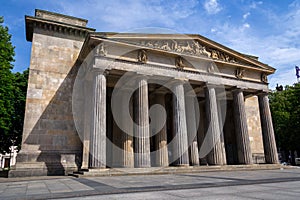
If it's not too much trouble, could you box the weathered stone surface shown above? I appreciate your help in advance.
[11,9,92,177]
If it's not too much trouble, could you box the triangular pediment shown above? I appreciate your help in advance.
[86,32,275,74]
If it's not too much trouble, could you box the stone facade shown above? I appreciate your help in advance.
[10,9,278,177]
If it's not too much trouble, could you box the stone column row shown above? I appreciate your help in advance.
[86,71,278,169]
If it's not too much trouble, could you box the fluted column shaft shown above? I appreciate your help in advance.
[233,89,253,164]
[154,93,169,167]
[134,77,151,168]
[205,86,226,165]
[216,99,227,165]
[82,80,92,169]
[258,93,279,164]
[89,72,106,168]
[172,82,189,166]
[121,91,134,168]
[185,95,199,166]
[197,101,207,165]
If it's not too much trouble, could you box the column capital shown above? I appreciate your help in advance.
[257,91,269,97]
[256,89,270,96]
[135,73,151,80]
[91,68,109,76]
[231,86,247,93]
[169,78,188,86]
[204,82,223,88]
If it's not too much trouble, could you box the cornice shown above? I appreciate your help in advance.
[25,15,95,41]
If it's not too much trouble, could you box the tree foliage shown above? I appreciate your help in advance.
[269,83,300,154]
[0,16,28,154]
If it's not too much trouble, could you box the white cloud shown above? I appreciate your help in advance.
[242,23,250,29]
[243,12,250,20]
[57,0,199,31]
[209,3,300,89]
[203,0,222,15]
[51,0,300,88]
[250,1,263,9]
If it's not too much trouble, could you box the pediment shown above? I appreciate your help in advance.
[87,33,275,74]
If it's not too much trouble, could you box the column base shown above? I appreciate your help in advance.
[174,164,189,167]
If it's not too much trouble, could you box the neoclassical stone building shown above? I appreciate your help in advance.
[10,10,278,177]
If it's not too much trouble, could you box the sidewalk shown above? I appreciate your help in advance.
[0,168,300,200]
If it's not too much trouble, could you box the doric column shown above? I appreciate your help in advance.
[172,81,189,166]
[121,91,134,168]
[112,120,122,167]
[205,86,226,165]
[154,93,169,167]
[216,99,227,165]
[233,89,253,164]
[82,80,92,169]
[185,95,199,166]
[134,77,151,168]
[197,101,207,165]
[89,71,106,168]
[258,93,279,164]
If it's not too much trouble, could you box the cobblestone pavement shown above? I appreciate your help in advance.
[0,168,299,199]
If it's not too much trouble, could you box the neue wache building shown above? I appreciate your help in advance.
[10,10,279,177]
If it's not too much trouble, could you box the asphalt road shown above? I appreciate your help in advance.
[1,168,299,199]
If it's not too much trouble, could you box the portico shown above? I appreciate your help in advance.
[78,33,278,170]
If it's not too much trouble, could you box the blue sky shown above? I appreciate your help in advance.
[1,0,299,88]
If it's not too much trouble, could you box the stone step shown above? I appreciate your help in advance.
[69,164,284,178]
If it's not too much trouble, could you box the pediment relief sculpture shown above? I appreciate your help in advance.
[235,68,245,79]
[118,39,245,66]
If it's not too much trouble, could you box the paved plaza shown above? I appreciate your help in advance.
[1,168,300,199]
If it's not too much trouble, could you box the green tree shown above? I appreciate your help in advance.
[0,16,16,154]
[0,16,28,154]
[270,83,300,160]
[11,69,29,150]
